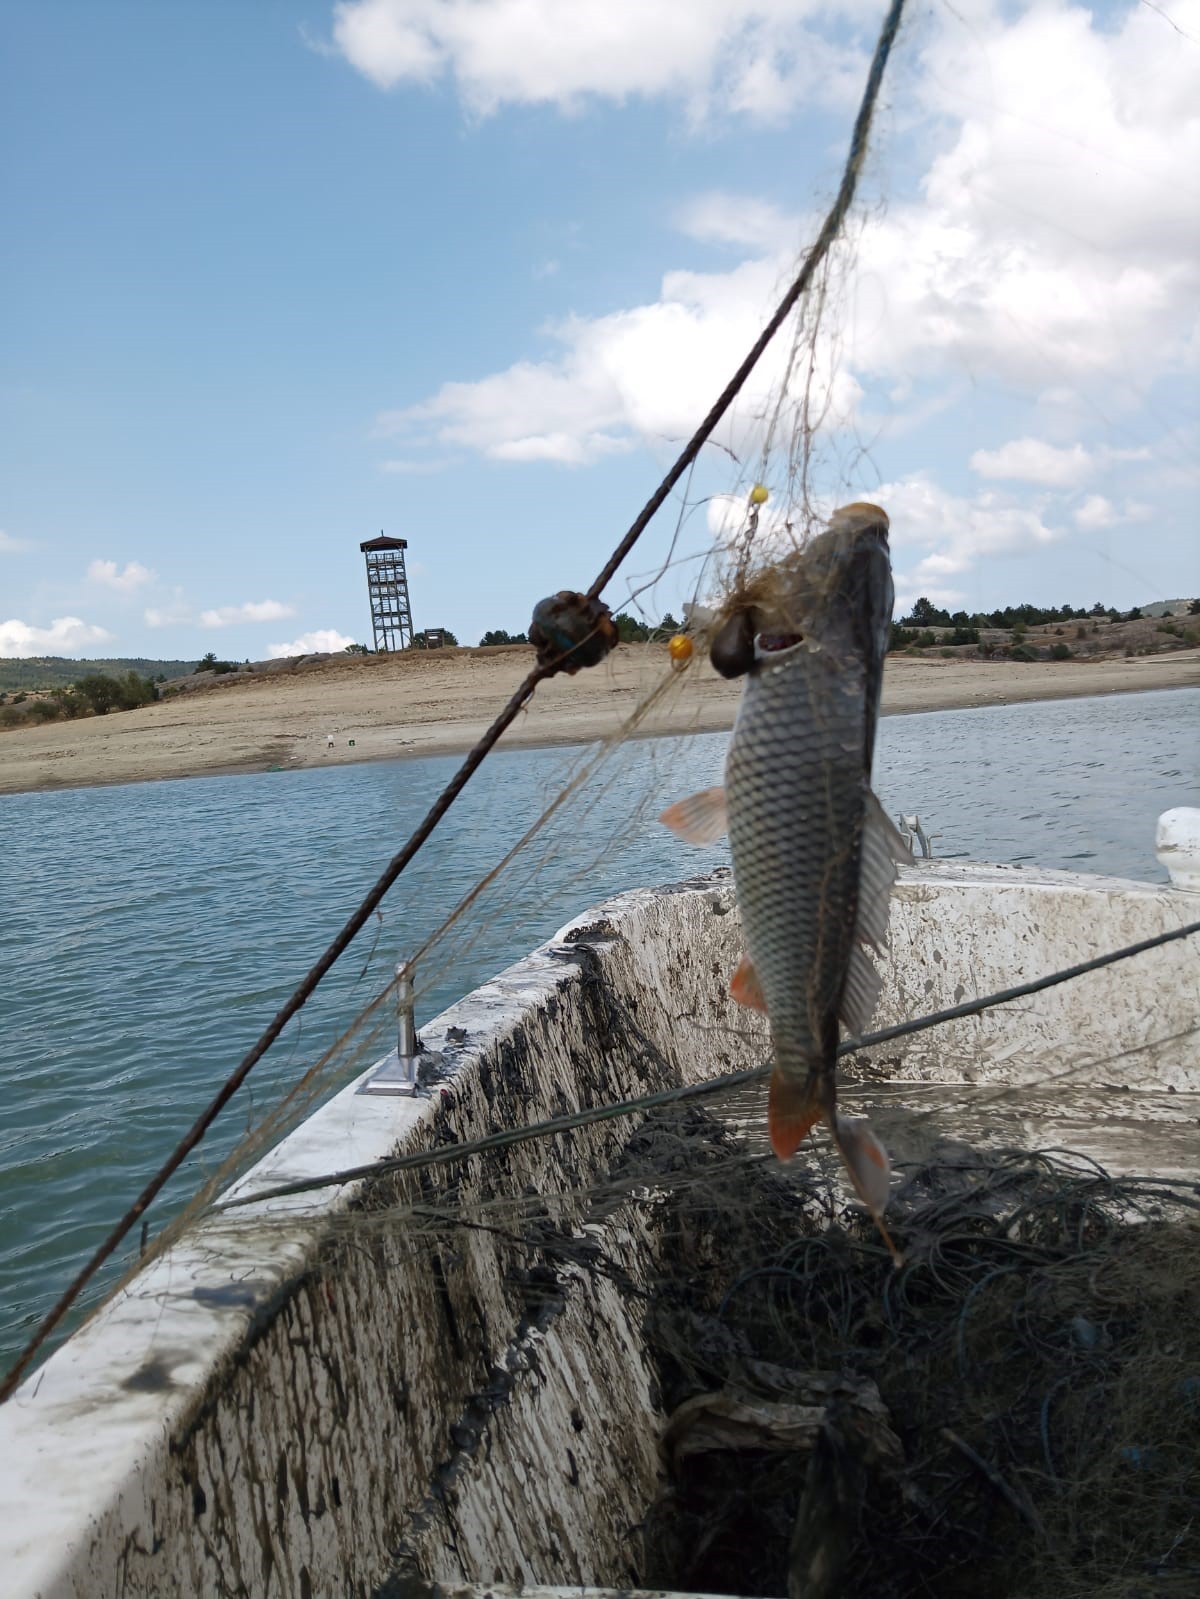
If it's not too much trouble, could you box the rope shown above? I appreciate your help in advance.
[213,917,1200,1213]
[0,0,910,1403]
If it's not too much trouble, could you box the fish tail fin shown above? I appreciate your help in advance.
[767,1070,824,1161]
[831,1113,904,1268]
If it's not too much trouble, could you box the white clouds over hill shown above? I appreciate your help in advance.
[267,630,356,658]
[0,617,114,659]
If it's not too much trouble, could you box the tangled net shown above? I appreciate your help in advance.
[636,1112,1200,1599]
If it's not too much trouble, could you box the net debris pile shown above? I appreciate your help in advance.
[635,1113,1200,1599]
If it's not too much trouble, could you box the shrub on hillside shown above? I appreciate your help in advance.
[1050,643,1072,660]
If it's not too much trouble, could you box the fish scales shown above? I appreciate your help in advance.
[726,642,869,1087]
[659,503,904,1255]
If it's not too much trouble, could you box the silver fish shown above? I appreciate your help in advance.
[661,502,909,1245]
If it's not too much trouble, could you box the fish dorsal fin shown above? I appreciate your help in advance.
[659,786,728,845]
[840,943,882,1036]
[729,952,768,1012]
[854,789,912,953]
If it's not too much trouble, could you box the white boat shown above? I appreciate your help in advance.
[0,812,1197,1598]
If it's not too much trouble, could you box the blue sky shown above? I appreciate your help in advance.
[2,0,1197,661]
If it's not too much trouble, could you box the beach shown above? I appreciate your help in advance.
[1,643,1197,797]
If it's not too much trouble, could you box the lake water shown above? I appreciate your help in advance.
[1,687,1196,1373]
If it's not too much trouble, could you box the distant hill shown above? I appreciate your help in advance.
[0,656,200,693]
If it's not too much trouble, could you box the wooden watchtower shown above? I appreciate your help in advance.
[359,533,414,652]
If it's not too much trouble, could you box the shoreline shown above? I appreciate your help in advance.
[1,645,1196,799]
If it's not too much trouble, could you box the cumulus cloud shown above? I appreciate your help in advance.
[969,440,1094,489]
[144,601,193,628]
[387,250,860,463]
[267,629,357,658]
[0,616,115,658]
[329,0,870,119]
[703,473,1065,609]
[376,3,1199,477]
[677,191,796,251]
[874,473,1063,611]
[199,600,295,628]
[87,558,156,592]
[0,530,32,554]
[1073,494,1118,531]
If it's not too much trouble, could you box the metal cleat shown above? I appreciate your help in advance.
[897,813,939,860]
[359,963,441,1095]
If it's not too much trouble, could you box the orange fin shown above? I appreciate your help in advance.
[730,953,767,1012]
[767,1070,822,1161]
[834,1114,892,1214]
[658,786,728,845]
[833,1113,903,1267]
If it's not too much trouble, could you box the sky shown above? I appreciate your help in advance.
[1,0,1197,661]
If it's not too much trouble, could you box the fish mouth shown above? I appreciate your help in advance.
[756,631,805,654]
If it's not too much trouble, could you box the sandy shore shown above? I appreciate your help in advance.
[1,644,1196,798]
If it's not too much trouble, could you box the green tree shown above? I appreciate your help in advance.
[613,612,650,642]
[903,597,952,628]
[479,628,528,646]
[343,642,370,654]
[194,652,219,673]
[1188,599,1200,616]
[73,674,122,714]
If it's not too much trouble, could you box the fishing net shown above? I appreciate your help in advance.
[573,1110,1200,1599]
[252,1076,1198,1599]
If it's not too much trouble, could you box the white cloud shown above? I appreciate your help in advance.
[0,616,115,658]
[144,600,194,628]
[703,473,1066,611]
[970,439,1094,489]
[1073,494,1117,531]
[387,251,861,464]
[705,490,807,551]
[87,558,156,592]
[849,0,1200,389]
[876,473,1063,609]
[677,191,796,251]
[376,4,1200,474]
[329,0,870,120]
[0,530,32,554]
[267,629,357,658]
[199,599,295,628]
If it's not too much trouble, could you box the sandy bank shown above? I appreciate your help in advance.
[1,644,1196,798]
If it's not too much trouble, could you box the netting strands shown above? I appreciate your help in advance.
[0,0,911,1404]
[212,918,1200,1214]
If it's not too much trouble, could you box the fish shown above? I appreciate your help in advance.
[660,502,910,1252]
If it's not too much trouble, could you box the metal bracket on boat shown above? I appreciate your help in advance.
[358,962,442,1096]
[897,813,939,860]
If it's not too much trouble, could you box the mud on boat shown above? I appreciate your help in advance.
[1,820,1197,1599]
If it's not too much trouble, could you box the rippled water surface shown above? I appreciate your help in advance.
[1,687,1196,1370]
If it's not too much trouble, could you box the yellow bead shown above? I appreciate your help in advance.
[749,483,769,505]
[668,633,694,665]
